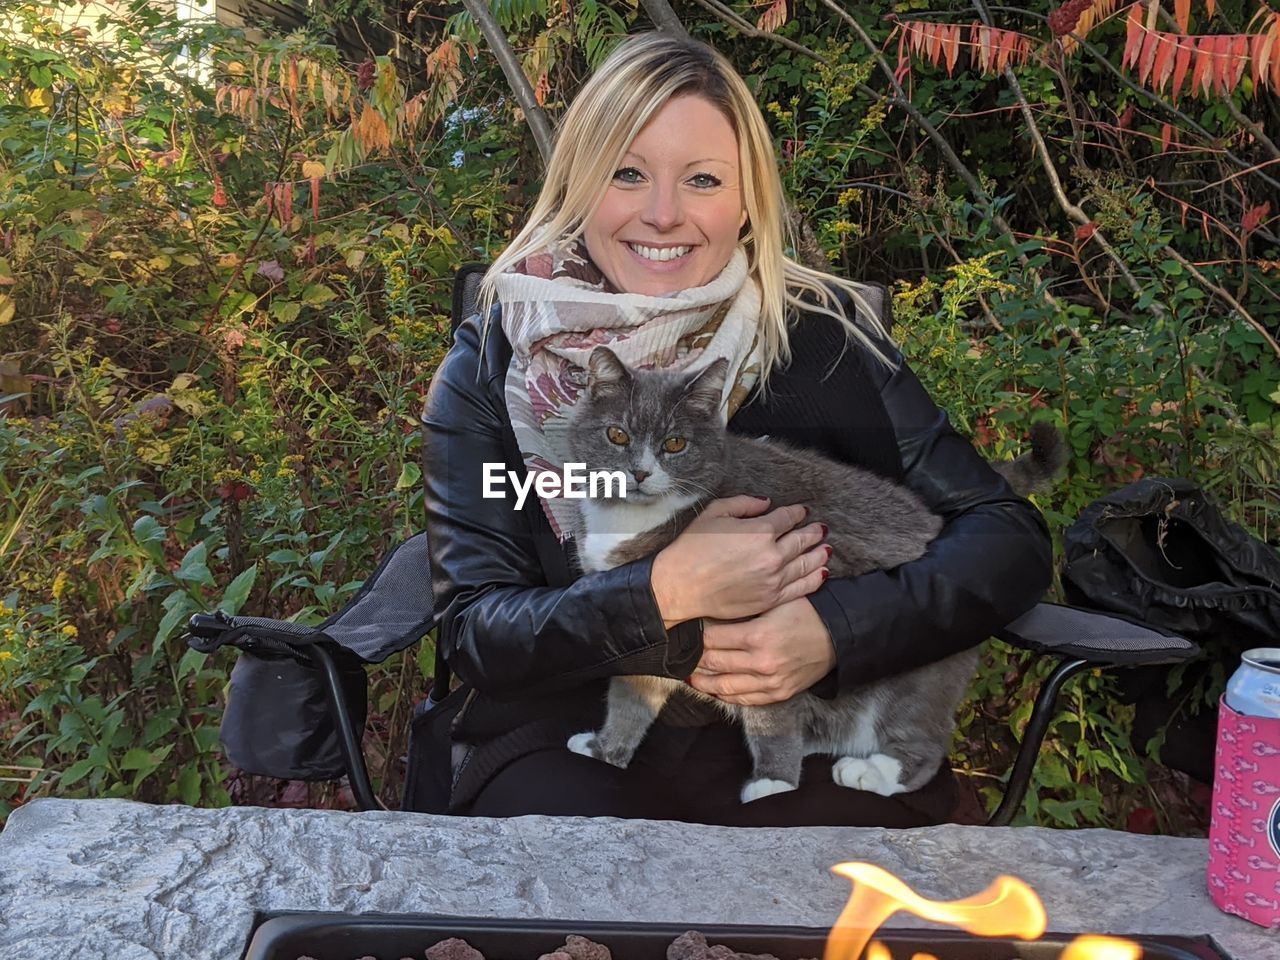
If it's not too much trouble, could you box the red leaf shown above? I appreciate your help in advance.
[1243,201,1272,236]
[1210,34,1230,96]
[1075,221,1098,242]
[1274,17,1280,92]
[944,24,961,75]
[1250,28,1274,92]
[974,24,991,73]
[1160,121,1174,152]
[1137,26,1161,84]
[1170,38,1193,99]
[756,0,788,34]
[1229,34,1249,92]
[1124,3,1145,70]
[1206,0,1216,19]
[1152,32,1175,91]
[1191,35,1214,97]
[1174,0,1191,33]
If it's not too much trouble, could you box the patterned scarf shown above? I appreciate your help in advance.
[495,234,764,540]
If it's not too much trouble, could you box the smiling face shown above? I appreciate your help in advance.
[583,94,746,296]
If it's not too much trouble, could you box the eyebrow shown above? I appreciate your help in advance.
[623,151,733,167]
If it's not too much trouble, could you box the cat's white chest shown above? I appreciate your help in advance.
[577,495,697,572]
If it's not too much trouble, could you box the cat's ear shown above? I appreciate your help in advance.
[682,357,729,415]
[586,347,631,399]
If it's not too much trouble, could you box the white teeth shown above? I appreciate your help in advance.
[629,243,691,262]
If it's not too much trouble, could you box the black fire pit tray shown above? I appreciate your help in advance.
[240,913,1231,960]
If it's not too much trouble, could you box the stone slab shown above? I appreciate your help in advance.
[0,799,1275,960]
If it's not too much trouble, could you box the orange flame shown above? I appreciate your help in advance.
[825,862,1141,960]
[825,863,1046,960]
[1060,936,1143,960]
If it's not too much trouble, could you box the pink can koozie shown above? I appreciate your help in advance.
[1207,695,1280,928]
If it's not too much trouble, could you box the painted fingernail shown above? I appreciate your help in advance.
[825,545,834,560]
[750,495,770,501]
[820,523,829,538]
[821,568,830,581]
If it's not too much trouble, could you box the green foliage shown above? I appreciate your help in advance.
[0,0,505,820]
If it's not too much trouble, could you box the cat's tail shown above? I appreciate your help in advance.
[992,422,1069,497]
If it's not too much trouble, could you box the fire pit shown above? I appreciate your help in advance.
[240,915,1231,960]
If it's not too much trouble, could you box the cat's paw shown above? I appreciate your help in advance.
[832,754,907,797]
[566,732,603,759]
[740,778,798,803]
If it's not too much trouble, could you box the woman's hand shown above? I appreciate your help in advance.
[650,495,829,626]
[688,598,836,705]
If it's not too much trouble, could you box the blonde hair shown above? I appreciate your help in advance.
[477,32,892,378]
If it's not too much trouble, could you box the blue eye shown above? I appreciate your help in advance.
[613,167,643,184]
[690,173,722,188]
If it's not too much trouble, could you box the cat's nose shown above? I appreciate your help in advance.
[633,469,650,484]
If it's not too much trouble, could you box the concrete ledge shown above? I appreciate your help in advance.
[0,799,1273,959]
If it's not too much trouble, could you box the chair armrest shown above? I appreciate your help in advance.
[184,532,435,664]
[997,601,1199,667]
[185,611,326,659]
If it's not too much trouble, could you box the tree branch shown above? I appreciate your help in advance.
[460,0,554,165]
[816,2,1032,262]
[691,0,831,63]
[639,0,688,38]
[970,0,1150,306]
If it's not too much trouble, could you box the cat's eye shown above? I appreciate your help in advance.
[663,436,687,454]
[607,426,630,446]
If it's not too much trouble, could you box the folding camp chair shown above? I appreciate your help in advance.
[185,265,1200,824]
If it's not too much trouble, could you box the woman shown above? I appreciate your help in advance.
[420,33,1051,826]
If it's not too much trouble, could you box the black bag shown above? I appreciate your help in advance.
[1062,476,1280,781]
[221,648,368,781]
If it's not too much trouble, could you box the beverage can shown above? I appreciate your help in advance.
[1226,648,1280,719]
[1207,648,1280,929]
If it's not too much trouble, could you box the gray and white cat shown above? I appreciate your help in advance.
[563,346,1065,804]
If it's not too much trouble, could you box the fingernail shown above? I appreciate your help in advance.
[820,523,829,538]
[821,568,830,581]
[751,495,769,501]
[825,545,833,560]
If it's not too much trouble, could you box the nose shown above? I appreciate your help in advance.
[640,183,684,232]
[633,469,650,484]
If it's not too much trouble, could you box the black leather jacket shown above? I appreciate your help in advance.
[422,300,1053,758]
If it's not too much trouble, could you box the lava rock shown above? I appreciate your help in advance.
[426,937,487,960]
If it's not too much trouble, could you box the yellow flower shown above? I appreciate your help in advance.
[61,624,78,638]
[0,650,12,662]
[51,571,69,601]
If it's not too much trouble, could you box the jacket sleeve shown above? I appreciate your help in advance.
[421,316,703,699]
[806,328,1054,691]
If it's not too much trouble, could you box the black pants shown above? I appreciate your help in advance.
[464,719,958,827]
